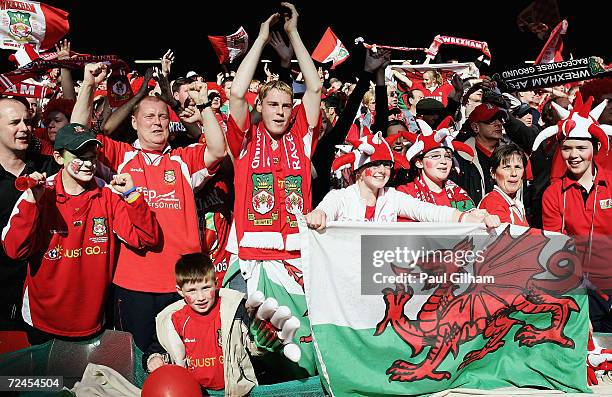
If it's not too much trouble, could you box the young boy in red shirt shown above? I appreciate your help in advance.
[2,123,160,344]
[144,253,263,396]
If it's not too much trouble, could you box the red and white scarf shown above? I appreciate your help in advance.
[413,174,475,211]
[238,123,312,252]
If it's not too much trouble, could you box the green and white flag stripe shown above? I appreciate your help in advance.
[300,221,589,397]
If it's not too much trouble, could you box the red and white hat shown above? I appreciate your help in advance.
[332,125,395,174]
[405,116,475,162]
[532,92,612,152]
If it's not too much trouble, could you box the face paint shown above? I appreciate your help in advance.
[364,168,374,177]
[70,158,83,174]
[63,150,96,182]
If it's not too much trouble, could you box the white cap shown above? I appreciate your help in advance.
[186,71,199,78]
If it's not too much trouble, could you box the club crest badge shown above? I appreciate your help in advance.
[7,11,32,41]
[92,217,107,237]
[164,170,176,184]
[252,173,274,215]
[284,176,304,214]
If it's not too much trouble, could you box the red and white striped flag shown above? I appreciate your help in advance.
[0,1,69,51]
[312,27,349,69]
[208,26,249,65]
[534,19,567,65]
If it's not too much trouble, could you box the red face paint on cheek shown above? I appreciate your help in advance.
[364,168,374,177]
[184,295,194,305]
[70,160,81,174]
[424,159,435,169]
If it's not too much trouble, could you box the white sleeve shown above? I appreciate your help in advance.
[395,191,457,222]
[315,189,344,221]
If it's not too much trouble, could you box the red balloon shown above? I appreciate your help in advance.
[141,365,202,397]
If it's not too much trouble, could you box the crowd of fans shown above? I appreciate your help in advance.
[0,2,611,394]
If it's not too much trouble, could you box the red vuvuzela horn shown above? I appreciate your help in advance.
[14,176,52,192]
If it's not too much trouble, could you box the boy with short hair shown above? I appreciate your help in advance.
[144,253,262,396]
[1,123,160,344]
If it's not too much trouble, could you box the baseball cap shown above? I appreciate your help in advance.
[54,123,103,152]
[186,71,199,79]
[468,103,507,123]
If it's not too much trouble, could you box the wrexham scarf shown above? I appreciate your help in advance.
[425,35,492,60]
[412,174,474,212]
[0,55,133,106]
[238,121,312,252]
[495,57,612,91]
[1,80,50,98]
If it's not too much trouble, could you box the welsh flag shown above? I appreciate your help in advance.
[0,1,69,51]
[300,221,590,396]
[311,27,349,70]
[208,26,249,65]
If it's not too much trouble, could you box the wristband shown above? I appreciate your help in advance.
[126,192,141,204]
[121,186,137,197]
[196,101,211,111]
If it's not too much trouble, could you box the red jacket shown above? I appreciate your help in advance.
[1,173,160,337]
[478,187,529,227]
[542,168,612,290]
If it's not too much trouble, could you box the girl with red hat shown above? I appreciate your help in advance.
[305,130,500,229]
[396,117,476,216]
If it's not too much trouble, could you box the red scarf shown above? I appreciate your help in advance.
[413,174,475,212]
[237,122,312,252]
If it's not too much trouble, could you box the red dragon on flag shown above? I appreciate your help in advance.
[375,227,583,382]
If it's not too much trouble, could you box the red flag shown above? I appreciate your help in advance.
[0,1,69,51]
[312,28,349,69]
[534,19,567,65]
[208,27,249,65]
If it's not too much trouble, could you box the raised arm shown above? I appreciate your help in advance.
[282,2,322,126]
[70,62,108,126]
[188,82,226,167]
[56,40,76,100]
[101,68,155,137]
[230,13,280,130]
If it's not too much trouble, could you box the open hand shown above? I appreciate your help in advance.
[55,39,71,61]
[160,49,174,77]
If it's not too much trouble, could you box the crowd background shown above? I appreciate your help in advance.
[0,0,611,395]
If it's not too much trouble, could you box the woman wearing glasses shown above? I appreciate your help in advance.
[397,119,476,216]
[478,144,529,226]
[305,132,499,229]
